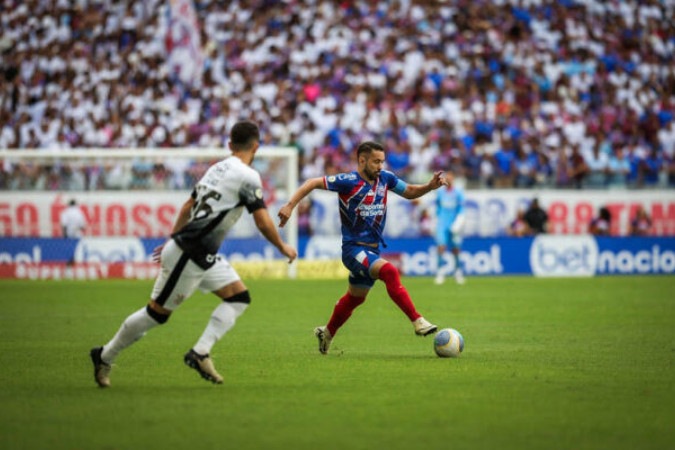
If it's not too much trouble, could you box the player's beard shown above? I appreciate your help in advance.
[363,167,379,182]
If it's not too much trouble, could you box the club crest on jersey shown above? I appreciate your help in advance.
[376,185,385,196]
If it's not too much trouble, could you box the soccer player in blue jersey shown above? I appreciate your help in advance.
[434,170,466,285]
[278,141,446,354]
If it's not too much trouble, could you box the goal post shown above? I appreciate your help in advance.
[0,147,299,278]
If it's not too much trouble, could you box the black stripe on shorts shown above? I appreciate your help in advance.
[155,253,190,306]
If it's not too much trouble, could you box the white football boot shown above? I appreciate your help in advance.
[184,349,224,384]
[413,317,438,336]
[314,326,332,354]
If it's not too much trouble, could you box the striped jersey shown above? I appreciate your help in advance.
[172,156,266,268]
[323,170,407,247]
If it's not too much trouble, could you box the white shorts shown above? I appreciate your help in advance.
[150,239,240,311]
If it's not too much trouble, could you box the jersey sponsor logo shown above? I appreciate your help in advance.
[357,204,385,217]
[337,173,357,181]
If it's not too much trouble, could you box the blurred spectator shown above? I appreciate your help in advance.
[523,198,548,234]
[658,121,675,160]
[513,147,537,188]
[297,198,312,237]
[639,147,665,187]
[493,137,516,188]
[567,144,590,189]
[589,206,612,236]
[478,151,496,189]
[60,198,86,238]
[630,206,652,236]
[666,154,675,188]
[606,147,631,189]
[583,144,609,188]
[508,209,530,237]
[418,208,434,238]
[533,151,554,188]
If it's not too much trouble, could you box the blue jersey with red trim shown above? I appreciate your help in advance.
[323,170,407,247]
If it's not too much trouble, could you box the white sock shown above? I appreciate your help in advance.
[193,302,248,356]
[101,307,160,363]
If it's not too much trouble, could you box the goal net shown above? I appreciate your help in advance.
[0,147,298,279]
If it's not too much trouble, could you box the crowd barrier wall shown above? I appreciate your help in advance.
[1,235,673,280]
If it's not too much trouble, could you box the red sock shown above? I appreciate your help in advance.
[378,263,421,321]
[326,292,365,336]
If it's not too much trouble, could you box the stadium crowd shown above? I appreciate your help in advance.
[1,0,674,191]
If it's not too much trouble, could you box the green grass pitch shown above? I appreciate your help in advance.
[0,276,673,450]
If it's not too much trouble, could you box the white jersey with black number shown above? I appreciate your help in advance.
[172,156,266,268]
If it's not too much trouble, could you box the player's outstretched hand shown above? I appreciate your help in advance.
[278,204,293,228]
[430,171,447,189]
[280,243,297,263]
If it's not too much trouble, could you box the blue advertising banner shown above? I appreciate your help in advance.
[1,236,674,277]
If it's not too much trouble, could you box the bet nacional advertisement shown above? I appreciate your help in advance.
[0,235,673,279]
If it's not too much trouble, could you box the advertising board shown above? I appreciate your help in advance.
[1,236,672,279]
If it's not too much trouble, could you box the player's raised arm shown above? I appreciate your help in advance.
[400,171,447,199]
[278,177,325,227]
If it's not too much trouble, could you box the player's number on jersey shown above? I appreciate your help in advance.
[193,190,221,219]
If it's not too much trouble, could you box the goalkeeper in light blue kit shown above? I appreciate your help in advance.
[434,170,466,285]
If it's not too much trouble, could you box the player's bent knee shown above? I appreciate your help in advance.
[145,304,170,324]
[222,290,251,304]
[378,262,400,281]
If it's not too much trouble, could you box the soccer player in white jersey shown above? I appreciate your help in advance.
[434,170,466,285]
[90,121,297,387]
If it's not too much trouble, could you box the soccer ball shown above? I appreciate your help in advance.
[433,328,464,358]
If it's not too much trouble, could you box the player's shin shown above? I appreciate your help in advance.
[378,262,421,321]
[193,293,249,355]
[326,292,365,336]
[101,306,162,363]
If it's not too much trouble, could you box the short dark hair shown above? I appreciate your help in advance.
[230,121,260,151]
[356,141,384,159]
